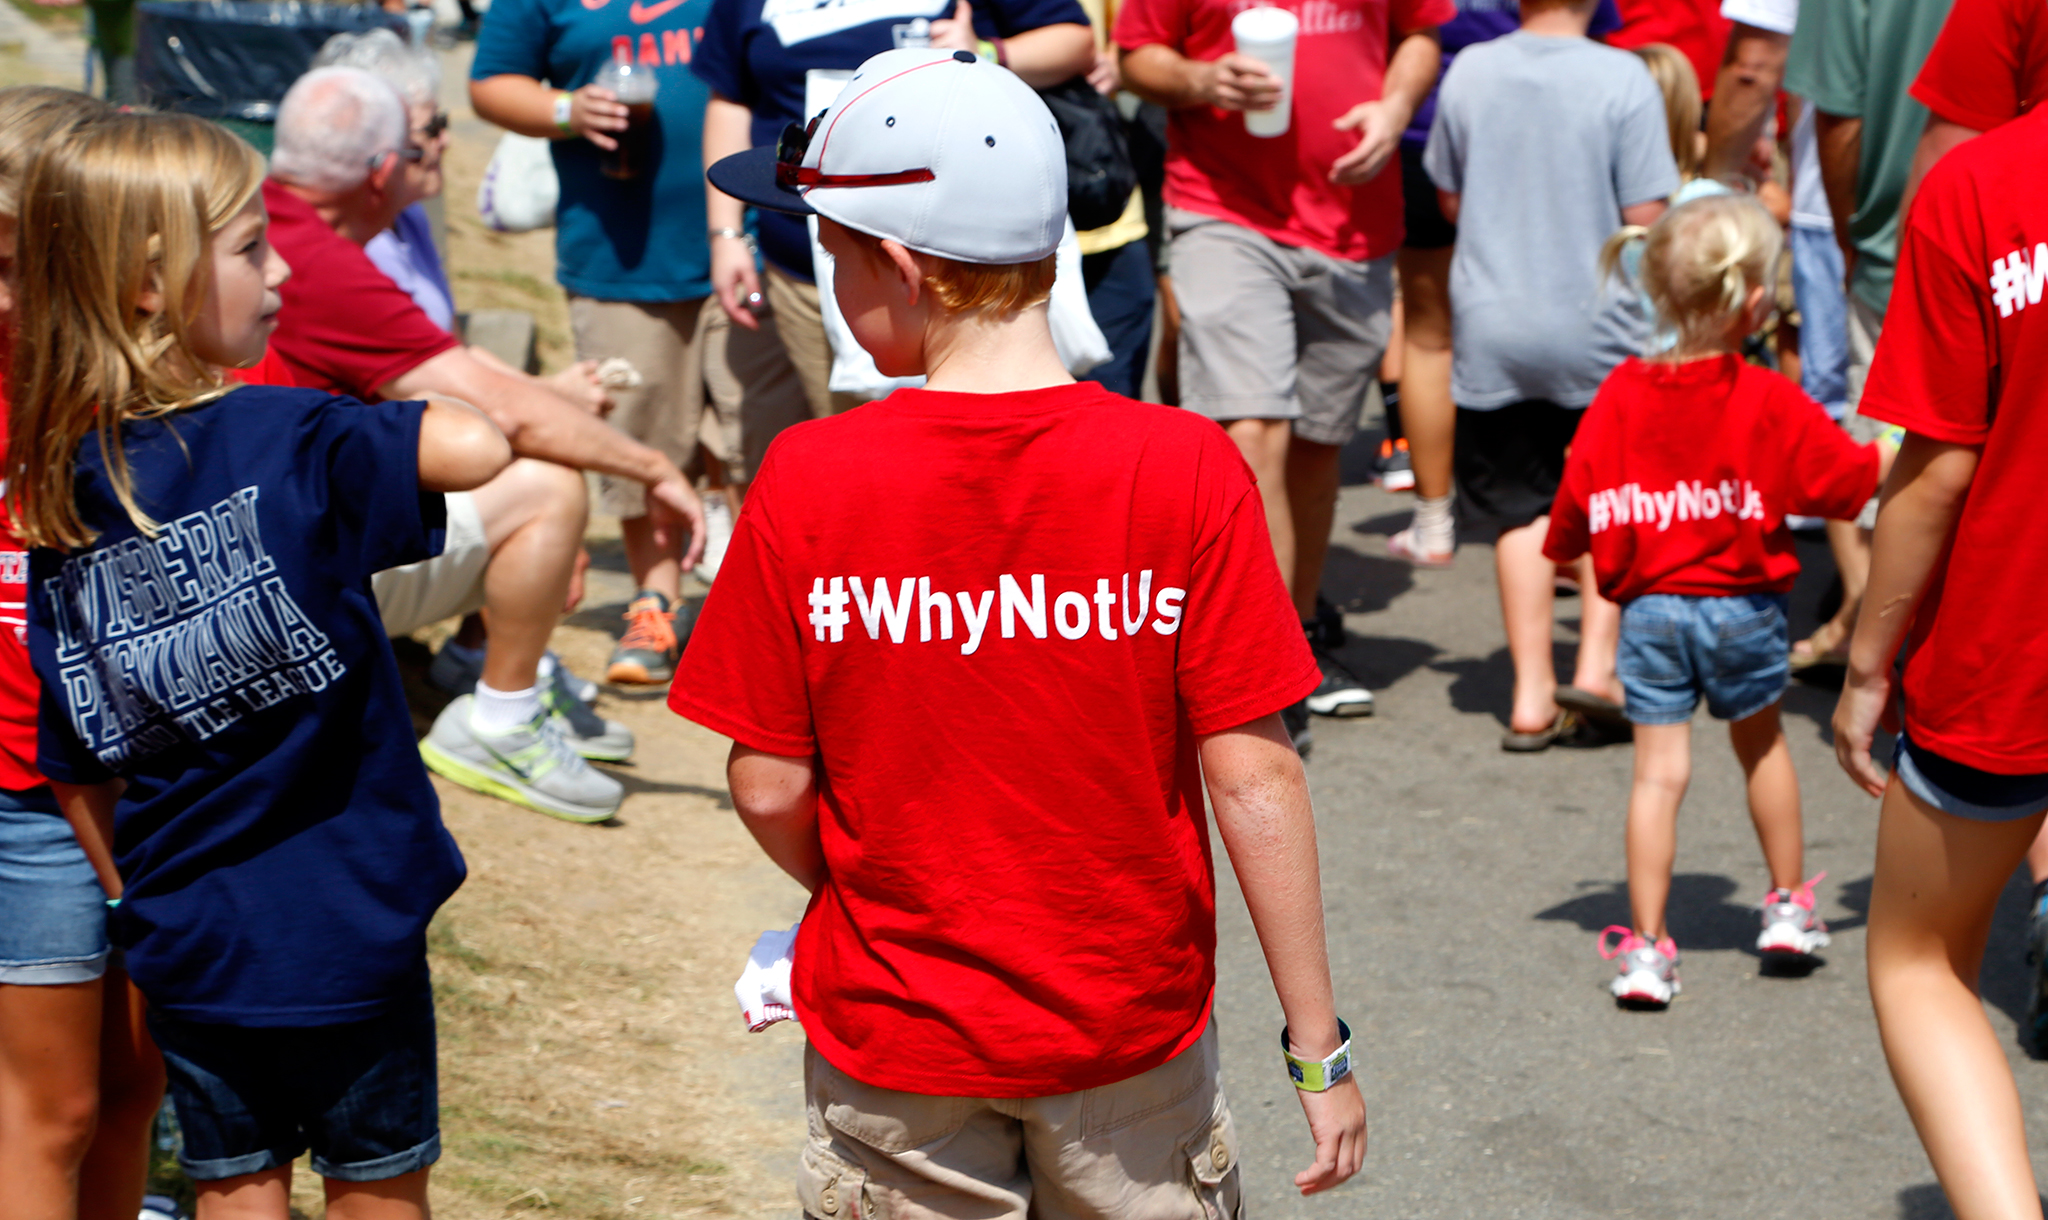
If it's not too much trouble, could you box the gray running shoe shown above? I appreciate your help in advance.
[543,675,634,761]
[420,696,623,823]
[1756,873,1831,959]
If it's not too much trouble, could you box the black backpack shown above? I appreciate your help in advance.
[1038,75,1140,232]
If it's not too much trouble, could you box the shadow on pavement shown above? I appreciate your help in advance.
[1897,1183,2048,1218]
[1333,634,1439,690]
[1320,543,1414,615]
[1535,873,1768,953]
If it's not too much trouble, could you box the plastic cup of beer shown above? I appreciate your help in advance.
[593,50,660,181]
[1230,5,1296,138]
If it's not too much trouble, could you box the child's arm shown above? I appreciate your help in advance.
[728,744,824,894]
[1832,433,1981,796]
[1200,713,1364,1197]
[417,396,514,494]
[52,779,124,900]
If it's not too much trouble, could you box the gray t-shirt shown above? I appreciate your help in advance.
[1423,32,1679,409]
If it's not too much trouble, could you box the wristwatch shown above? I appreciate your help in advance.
[552,91,574,135]
[1281,1019,1353,1092]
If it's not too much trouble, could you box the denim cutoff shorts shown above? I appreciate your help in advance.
[149,982,441,1183]
[0,783,111,985]
[1894,733,2048,823]
[1617,593,1790,725]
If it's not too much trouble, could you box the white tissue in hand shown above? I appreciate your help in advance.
[734,923,799,1032]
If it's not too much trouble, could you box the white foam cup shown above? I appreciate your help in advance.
[1230,5,1297,138]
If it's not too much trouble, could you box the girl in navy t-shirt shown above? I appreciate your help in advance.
[7,111,509,1208]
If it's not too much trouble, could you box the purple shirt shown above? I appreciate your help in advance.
[1404,0,1624,146]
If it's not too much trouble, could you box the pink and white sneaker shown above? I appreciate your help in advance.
[1599,926,1681,1006]
[1757,872,1831,959]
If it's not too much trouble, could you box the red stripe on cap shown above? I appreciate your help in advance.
[811,56,959,179]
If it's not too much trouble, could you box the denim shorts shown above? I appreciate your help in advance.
[149,983,441,1183]
[1617,593,1790,725]
[0,784,111,985]
[1894,734,2048,823]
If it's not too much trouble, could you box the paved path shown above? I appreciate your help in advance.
[1209,453,2043,1220]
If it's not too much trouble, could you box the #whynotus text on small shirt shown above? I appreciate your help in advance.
[42,487,348,769]
[807,571,1188,655]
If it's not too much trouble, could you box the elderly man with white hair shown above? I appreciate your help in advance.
[262,65,705,824]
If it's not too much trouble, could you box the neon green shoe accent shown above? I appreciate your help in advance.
[419,738,615,824]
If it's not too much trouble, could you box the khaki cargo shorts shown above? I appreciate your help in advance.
[1168,208,1395,448]
[799,1019,1242,1220]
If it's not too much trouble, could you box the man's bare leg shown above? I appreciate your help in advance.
[1286,437,1342,620]
[1225,419,1295,596]
[468,459,588,695]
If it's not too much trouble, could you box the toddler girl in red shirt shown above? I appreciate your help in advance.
[1546,194,1885,1007]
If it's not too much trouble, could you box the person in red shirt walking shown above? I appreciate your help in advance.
[675,48,1364,1215]
[1546,194,1884,1008]
[1115,0,1451,745]
[1833,102,2048,1220]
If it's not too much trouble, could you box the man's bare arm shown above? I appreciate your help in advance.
[1898,116,1981,229]
[1815,111,1863,271]
[1703,25,1789,182]
[1121,42,1283,112]
[383,346,704,563]
[1201,713,1365,1196]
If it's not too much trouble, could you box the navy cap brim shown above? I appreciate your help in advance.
[708,146,814,216]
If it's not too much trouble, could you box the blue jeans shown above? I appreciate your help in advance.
[150,982,441,1182]
[1080,238,1156,400]
[1895,734,2048,822]
[1790,224,1848,415]
[0,784,110,984]
[1617,594,1790,725]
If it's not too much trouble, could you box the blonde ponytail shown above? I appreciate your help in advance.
[1617,193,1782,355]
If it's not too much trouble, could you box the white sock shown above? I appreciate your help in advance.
[1414,493,1455,553]
[471,680,542,735]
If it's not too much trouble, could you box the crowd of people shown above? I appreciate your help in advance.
[0,0,2044,1213]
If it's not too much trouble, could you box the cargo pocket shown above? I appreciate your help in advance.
[1185,1098,1244,1220]
[797,1145,873,1220]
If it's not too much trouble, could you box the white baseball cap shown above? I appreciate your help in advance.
[707,47,1068,265]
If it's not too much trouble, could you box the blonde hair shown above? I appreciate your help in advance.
[0,86,110,220]
[6,112,268,549]
[839,226,1058,317]
[1601,193,1783,354]
[1634,44,1703,183]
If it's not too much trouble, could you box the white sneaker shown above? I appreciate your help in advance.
[1757,873,1832,958]
[420,696,623,823]
[1600,926,1681,1007]
[694,492,734,584]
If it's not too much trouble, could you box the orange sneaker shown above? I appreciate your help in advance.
[606,591,680,685]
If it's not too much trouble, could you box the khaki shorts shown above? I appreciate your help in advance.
[700,288,816,483]
[371,490,488,636]
[1168,208,1395,447]
[1843,292,1884,528]
[569,295,721,516]
[764,263,866,419]
[799,1020,1242,1220]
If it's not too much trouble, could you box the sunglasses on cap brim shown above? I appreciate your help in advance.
[775,114,935,191]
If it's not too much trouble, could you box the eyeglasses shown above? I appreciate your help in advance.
[774,113,934,191]
[367,146,429,170]
[419,110,449,140]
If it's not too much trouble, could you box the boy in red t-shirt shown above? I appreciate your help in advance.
[1545,195,1882,1008]
[674,48,1365,1214]
[1833,102,2048,1213]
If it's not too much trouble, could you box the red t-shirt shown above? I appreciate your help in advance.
[669,383,1320,1096]
[1606,0,1731,100]
[0,346,295,791]
[1114,0,1454,262]
[1858,106,2048,773]
[1910,0,2048,132]
[1544,355,1879,603]
[262,181,459,400]
[0,336,39,791]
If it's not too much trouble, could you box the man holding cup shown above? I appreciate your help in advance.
[1118,0,1448,751]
